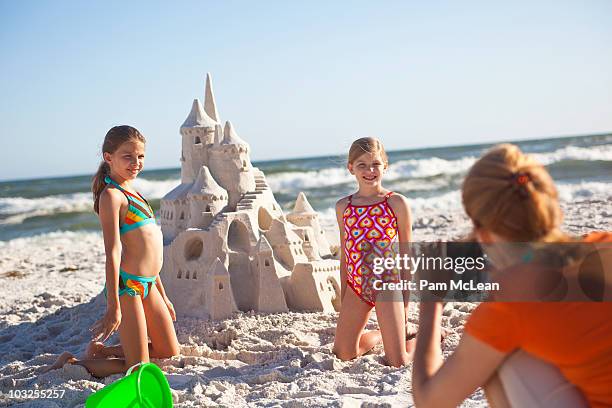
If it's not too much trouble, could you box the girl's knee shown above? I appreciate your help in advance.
[333,345,356,361]
[151,343,180,359]
[169,343,180,357]
[160,344,180,358]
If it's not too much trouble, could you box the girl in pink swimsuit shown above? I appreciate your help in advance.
[333,137,415,367]
[343,191,400,306]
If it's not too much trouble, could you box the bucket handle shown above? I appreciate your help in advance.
[126,361,146,376]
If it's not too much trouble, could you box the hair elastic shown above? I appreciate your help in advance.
[510,171,531,185]
[509,171,531,199]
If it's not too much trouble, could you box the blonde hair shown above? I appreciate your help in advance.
[348,137,388,166]
[462,144,566,242]
[92,125,146,213]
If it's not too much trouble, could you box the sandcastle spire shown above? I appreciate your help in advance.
[181,99,216,129]
[222,121,248,146]
[204,73,220,123]
[189,166,225,196]
[292,192,316,215]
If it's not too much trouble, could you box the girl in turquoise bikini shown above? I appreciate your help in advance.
[49,125,179,377]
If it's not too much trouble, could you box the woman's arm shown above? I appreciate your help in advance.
[412,302,508,407]
[335,198,349,302]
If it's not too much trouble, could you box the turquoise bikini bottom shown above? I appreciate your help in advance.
[104,269,157,300]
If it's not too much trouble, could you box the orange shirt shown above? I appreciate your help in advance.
[465,233,612,407]
[465,302,612,407]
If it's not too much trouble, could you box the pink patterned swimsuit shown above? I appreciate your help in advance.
[342,192,401,306]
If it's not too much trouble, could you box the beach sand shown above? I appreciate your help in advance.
[0,199,610,407]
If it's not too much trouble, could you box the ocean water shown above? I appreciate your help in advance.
[1,134,611,242]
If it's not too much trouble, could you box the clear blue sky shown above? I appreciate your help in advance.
[1,0,611,181]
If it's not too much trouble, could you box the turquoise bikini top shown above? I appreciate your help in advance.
[104,176,156,234]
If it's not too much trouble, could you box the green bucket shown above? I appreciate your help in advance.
[85,362,173,408]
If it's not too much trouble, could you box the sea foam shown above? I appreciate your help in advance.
[1,143,610,228]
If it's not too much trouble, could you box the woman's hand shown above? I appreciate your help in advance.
[90,303,122,342]
[164,297,177,321]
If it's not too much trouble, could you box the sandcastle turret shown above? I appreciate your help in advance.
[204,258,235,320]
[208,121,256,209]
[253,235,288,313]
[287,192,332,258]
[187,166,228,228]
[222,121,248,148]
[180,98,217,183]
[265,219,308,269]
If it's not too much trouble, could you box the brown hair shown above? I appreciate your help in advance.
[92,125,146,213]
[348,137,388,167]
[462,143,565,242]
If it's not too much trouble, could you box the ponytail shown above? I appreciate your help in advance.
[92,161,110,214]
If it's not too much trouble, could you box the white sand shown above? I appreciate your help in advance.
[0,199,609,407]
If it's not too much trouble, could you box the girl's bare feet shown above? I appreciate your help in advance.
[43,352,77,372]
[83,341,106,359]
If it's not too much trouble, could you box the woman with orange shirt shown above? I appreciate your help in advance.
[412,144,612,407]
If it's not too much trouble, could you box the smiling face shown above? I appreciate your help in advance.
[348,151,387,187]
[104,141,145,182]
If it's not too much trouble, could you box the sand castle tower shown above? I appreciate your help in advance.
[208,121,256,209]
[160,73,340,320]
[205,258,234,320]
[252,235,288,313]
[187,166,227,229]
[180,98,216,183]
[287,192,332,259]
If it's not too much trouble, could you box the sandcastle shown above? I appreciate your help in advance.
[159,73,341,320]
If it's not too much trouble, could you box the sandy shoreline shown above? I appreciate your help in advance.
[0,199,610,407]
